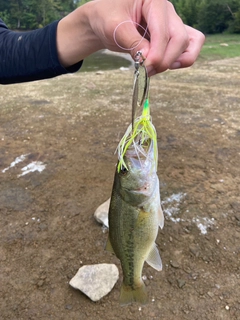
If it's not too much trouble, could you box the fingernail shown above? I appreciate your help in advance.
[170,62,181,69]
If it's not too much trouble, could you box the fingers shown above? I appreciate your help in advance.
[143,1,205,76]
[169,26,205,70]
[108,0,173,64]
[148,17,189,74]
[137,0,171,69]
[86,0,204,75]
[142,1,187,75]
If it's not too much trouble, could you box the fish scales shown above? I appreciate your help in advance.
[109,183,158,286]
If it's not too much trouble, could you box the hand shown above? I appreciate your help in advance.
[57,0,205,76]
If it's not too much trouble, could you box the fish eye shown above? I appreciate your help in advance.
[120,166,128,175]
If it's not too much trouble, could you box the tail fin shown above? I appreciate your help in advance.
[120,282,148,305]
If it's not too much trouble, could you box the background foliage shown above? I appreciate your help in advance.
[0,0,81,29]
[0,0,240,33]
[170,0,240,33]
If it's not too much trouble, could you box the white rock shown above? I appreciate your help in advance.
[119,67,129,71]
[94,198,110,228]
[69,264,119,301]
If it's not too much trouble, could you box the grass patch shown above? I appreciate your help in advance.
[199,34,240,61]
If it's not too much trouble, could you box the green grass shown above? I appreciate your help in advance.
[199,34,240,61]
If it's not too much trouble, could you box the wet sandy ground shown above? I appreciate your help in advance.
[0,57,240,319]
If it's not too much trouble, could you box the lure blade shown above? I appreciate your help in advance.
[132,70,139,131]
[132,52,149,132]
[138,64,149,108]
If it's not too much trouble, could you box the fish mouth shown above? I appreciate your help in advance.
[131,189,151,196]
[130,183,152,196]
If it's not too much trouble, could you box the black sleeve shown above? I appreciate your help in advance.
[0,19,83,84]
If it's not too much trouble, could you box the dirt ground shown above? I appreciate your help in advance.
[0,56,240,320]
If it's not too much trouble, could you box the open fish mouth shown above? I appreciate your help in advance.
[124,182,153,196]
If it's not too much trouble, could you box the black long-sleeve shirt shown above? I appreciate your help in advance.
[0,19,82,84]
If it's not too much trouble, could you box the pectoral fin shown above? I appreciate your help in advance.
[146,244,162,271]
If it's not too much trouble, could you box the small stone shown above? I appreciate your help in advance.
[225,305,230,310]
[210,183,225,192]
[65,304,72,310]
[101,225,108,234]
[157,302,162,309]
[177,279,186,288]
[144,279,150,286]
[197,287,205,296]
[167,277,174,285]
[191,273,198,280]
[189,245,200,257]
[231,202,240,213]
[170,260,180,268]
[183,266,191,274]
[37,280,44,287]
[235,215,240,222]
[94,199,110,228]
[69,264,119,302]
[0,248,6,261]
[207,291,214,298]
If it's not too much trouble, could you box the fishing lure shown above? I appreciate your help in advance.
[132,51,148,130]
[117,52,158,173]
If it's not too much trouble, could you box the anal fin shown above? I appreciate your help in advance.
[105,236,115,254]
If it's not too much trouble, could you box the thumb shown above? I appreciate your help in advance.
[113,20,150,60]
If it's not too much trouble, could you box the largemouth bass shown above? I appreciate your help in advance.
[106,112,164,305]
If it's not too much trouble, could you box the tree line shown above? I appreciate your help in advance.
[170,0,240,33]
[0,0,240,33]
[0,0,80,30]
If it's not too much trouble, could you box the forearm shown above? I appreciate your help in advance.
[56,2,103,68]
[0,20,82,85]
